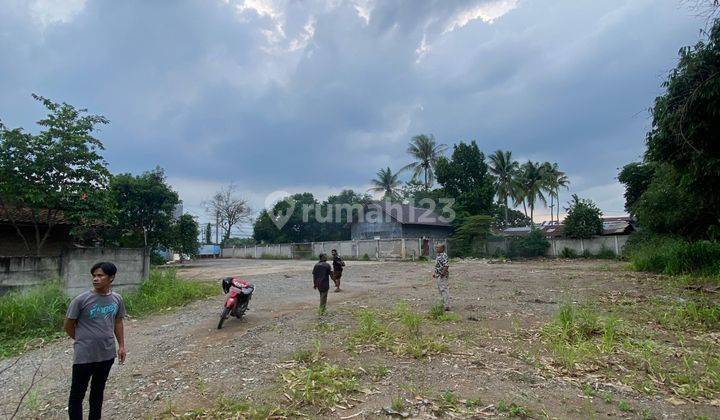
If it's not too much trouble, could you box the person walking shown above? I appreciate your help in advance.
[330,249,345,292]
[432,243,451,311]
[64,262,126,420]
[312,253,332,315]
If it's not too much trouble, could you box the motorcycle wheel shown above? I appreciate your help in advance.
[235,302,248,320]
[217,307,231,329]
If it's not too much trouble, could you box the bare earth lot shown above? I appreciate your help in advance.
[1,258,719,419]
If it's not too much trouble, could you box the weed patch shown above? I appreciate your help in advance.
[0,282,69,357]
[124,269,216,317]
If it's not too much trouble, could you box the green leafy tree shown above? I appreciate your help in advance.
[107,167,180,249]
[563,194,603,239]
[320,189,373,241]
[488,150,519,227]
[401,134,448,190]
[369,167,401,200]
[448,215,493,257]
[0,95,112,255]
[618,162,656,215]
[435,141,495,217]
[515,161,547,222]
[620,19,720,238]
[204,223,212,244]
[170,214,200,258]
[509,228,550,257]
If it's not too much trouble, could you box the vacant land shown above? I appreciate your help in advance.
[1,258,718,419]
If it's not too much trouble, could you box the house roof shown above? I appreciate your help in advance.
[0,205,74,226]
[358,202,452,227]
[497,217,635,237]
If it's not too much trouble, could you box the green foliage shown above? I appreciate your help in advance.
[625,234,720,275]
[428,302,460,321]
[362,253,371,261]
[508,229,550,258]
[0,95,113,254]
[369,167,402,200]
[253,190,371,244]
[515,161,547,222]
[448,214,492,257]
[618,162,656,214]
[222,237,256,246]
[632,164,699,236]
[280,352,358,410]
[560,247,577,258]
[204,223,212,244]
[563,194,603,239]
[435,141,496,216]
[0,282,69,357]
[123,269,216,317]
[105,167,180,249]
[620,19,720,239]
[401,134,448,190]
[169,214,200,258]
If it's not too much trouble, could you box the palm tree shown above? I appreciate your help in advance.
[368,167,401,200]
[401,134,448,190]
[518,161,547,223]
[489,150,519,227]
[554,171,570,222]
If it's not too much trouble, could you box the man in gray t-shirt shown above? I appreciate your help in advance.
[64,262,126,420]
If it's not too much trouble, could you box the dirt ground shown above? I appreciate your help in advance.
[1,258,718,419]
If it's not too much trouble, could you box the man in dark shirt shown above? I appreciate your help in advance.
[312,253,332,315]
[330,249,345,292]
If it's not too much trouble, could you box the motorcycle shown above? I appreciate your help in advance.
[217,277,255,329]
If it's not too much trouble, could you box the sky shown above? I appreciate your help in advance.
[0,0,710,236]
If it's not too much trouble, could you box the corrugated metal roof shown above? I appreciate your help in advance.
[362,202,452,227]
[0,205,73,225]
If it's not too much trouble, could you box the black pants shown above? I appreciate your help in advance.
[319,290,328,313]
[68,358,114,420]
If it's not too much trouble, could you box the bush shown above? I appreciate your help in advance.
[625,234,720,275]
[509,229,550,258]
[595,246,617,260]
[563,195,603,239]
[361,253,371,261]
[560,247,577,258]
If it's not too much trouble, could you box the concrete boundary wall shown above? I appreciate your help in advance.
[0,248,149,296]
[222,235,631,260]
[222,238,448,260]
[487,235,630,257]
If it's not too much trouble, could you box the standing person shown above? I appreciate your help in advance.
[64,262,126,420]
[432,243,451,311]
[312,253,332,315]
[330,249,345,292]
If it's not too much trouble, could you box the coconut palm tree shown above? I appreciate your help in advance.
[401,134,448,190]
[489,150,519,227]
[368,167,401,200]
[553,171,570,222]
[518,161,547,222]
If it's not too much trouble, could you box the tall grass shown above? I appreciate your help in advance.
[0,269,216,357]
[625,234,720,276]
[0,282,69,356]
[123,269,217,316]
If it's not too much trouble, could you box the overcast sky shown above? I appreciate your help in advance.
[0,0,709,234]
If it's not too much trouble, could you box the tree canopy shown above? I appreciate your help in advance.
[620,19,720,238]
[0,95,113,255]
[563,195,603,239]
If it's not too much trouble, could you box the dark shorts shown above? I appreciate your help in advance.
[331,271,342,280]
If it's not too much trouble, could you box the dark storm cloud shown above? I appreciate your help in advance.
[0,0,707,221]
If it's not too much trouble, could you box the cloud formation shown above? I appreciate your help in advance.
[0,0,707,227]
